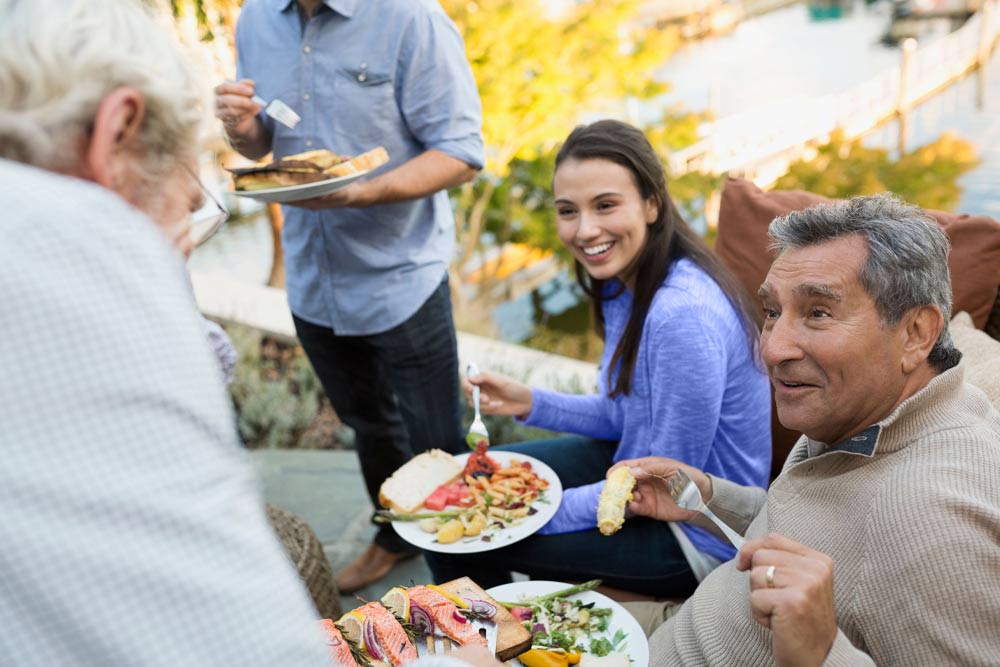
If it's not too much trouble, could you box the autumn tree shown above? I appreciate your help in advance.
[158,1,682,288]
[776,130,979,211]
[442,0,681,275]
[479,108,718,269]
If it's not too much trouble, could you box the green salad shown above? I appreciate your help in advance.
[502,580,629,657]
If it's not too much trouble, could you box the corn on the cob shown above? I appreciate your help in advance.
[596,467,635,536]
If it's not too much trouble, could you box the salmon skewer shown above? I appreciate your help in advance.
[406,586,487,647]
[355,601,418,665]
[317,619,360,667]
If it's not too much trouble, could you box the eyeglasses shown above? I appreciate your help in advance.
[189,178,230,248]
[181,162,231,248]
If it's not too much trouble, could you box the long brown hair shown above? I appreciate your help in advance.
[555,120,759,397]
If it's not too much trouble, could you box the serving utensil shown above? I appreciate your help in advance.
[251,94,301,129]
[664,469,745,550]
[413,621,498,658]
[466,362,490,449]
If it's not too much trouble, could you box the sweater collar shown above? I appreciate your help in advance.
[798,364,966,461]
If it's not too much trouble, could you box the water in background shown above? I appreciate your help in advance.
[192,0,1000,343]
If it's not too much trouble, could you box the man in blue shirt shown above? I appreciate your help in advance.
[216,0,484,593]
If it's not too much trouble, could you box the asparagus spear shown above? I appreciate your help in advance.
[373,510,461,523]
[495,579,603,608]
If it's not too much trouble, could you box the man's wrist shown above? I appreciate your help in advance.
[350,180,377,208]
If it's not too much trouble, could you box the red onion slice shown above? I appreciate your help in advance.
[409,602,435,634]
[362,618,386,662]
[463,599,498,620]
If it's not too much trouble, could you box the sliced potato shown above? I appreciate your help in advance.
[418,517,440,534]
[463,512,487,536]
[436,519,465,544]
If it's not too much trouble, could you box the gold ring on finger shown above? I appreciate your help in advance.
[765,564,776,588]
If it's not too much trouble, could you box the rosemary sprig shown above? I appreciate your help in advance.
[460,606,496,622]
[333,623,372,667]
[391,611,424,645]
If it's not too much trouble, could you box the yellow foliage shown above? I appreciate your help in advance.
[463,243,553,283]
[440,0,680,176]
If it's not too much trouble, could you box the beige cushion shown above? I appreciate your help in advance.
[950,311,1000,411]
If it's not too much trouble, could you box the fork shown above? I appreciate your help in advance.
[465,362,490,449]
[414,621,498,658]
[251,94,301,129]
[664,469,745,550]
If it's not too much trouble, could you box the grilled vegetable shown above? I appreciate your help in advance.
[436,519,465,544]
[520,648,581,667]
[597,467,635,536]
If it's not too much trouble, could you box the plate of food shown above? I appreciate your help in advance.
[321,576,532,665]
[487,580,649,667]
[227,146,388,203]
[376,445,562,554]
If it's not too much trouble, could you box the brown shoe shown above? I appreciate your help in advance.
[335,542,415,594]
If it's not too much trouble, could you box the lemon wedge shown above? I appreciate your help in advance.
[427,584,469,608]
[336,610,365,644]
[380,586,411,622]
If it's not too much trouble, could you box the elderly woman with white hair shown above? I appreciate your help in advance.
[0,1,497,666]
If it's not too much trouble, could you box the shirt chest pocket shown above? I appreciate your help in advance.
[329,67,395,142]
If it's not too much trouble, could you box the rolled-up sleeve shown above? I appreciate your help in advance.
[396,7,484,169]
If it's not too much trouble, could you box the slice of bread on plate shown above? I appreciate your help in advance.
[325,146,389,177]
[228,146,388,191]
[379,449,463,513]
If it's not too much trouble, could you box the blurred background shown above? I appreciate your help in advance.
[153,0,997,447]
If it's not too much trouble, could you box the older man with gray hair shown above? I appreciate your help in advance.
[616,193,1000,666]
[0,2,498,666]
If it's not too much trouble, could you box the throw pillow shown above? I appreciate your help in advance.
[715,178,1000,479]
[715,177,1000,329]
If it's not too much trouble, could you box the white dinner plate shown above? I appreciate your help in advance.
[230,170,368,203]
[391,451,562,554]
[486,580,649,667]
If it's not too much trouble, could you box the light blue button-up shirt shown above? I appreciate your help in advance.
[235,0,484,335]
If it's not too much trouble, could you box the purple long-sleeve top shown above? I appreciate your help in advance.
[524,258,772,561]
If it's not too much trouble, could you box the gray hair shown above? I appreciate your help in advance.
[0,0,205,178]
[768,193,961,373]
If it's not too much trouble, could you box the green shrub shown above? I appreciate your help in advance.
[225,322,592,449]
[227,324,322,449]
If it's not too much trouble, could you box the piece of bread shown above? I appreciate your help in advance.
[229,146,388,190]
[326,146,389,176]
[278,149,348,170]
[233,170,330,191]
[379,449,464,513]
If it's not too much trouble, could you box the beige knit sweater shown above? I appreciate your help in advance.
[650,364,1000,666]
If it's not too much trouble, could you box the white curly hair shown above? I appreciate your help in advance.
[0,0,205,178]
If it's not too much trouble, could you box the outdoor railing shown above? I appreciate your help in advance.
[668,0,1000,178]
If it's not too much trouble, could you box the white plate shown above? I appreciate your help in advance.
[486,581,649,667]
[230,170,368,203]
[391,451,562,554]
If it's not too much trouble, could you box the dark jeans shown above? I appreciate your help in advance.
[425,437,699,598]
[293,276,465,554]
